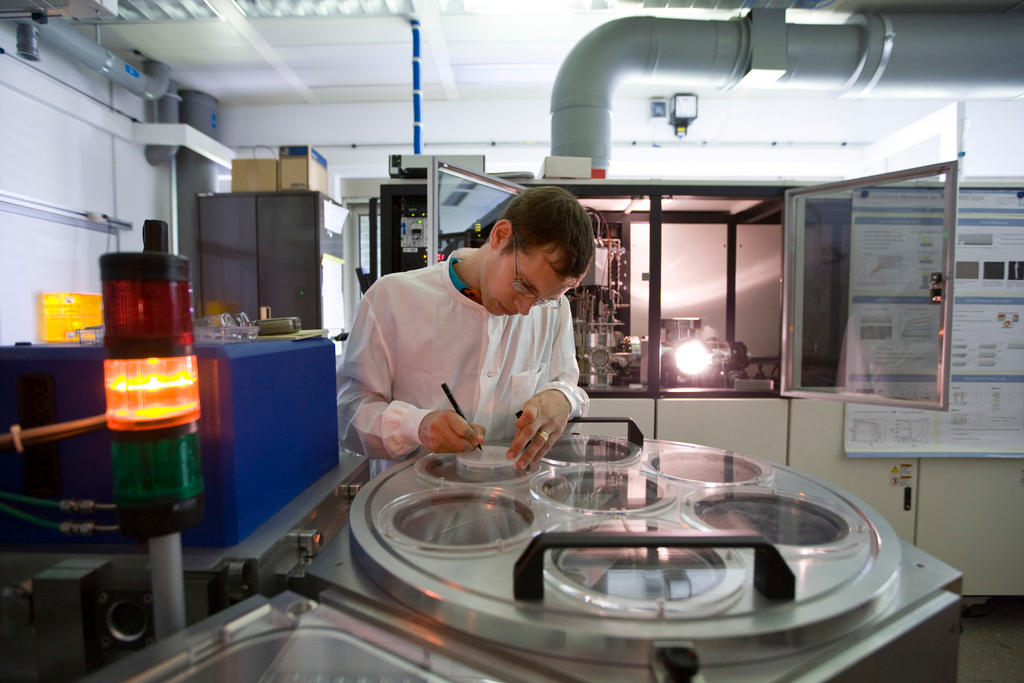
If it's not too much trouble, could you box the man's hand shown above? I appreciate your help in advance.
[506,389,571,469]
[418,410,485,454]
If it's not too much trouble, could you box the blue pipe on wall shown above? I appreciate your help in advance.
[411,18,422,155]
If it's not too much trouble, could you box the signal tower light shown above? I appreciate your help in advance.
[100,220,204,539]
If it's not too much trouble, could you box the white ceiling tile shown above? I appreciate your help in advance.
[250,15,414,44]
[274,42,410,66]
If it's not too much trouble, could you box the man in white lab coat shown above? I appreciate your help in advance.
[337,186,593,469]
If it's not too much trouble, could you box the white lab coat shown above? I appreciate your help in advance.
[337,259,588,460]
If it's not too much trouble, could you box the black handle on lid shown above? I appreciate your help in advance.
[567,416,644,449]
[513,530,795,601]
[657,646,700,682]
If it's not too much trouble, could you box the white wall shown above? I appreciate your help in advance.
[962,100,1024,179]
[0,22,171,346]
[221,95,1024,184]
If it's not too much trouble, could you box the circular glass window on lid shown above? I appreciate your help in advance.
[376,488,535,555]
[682,488,867,555]
[643,444,774,488]
[530,465,677,516]
[544,518,746,617]
[538,433,642,468]
[415,447,531,487]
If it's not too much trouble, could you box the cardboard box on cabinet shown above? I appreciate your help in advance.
[231,158,279,192]
[279,146,328,194]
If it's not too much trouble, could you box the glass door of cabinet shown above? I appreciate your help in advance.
[427,159,525,264]
[782,160,958,410]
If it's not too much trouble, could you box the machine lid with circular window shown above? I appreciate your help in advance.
[681,487,868,556]
[342,454,909,668]
[538,432,642,467]
[543,518,747,617]
[530,465,677,516]
[643,442,774,488]
[376,487,535,555]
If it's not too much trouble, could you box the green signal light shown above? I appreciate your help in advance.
[111,430,203,507]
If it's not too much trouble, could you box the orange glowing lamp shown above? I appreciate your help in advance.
[103,355,200,430]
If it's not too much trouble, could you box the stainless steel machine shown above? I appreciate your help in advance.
[570,230,642,389]
[79,426,962,682]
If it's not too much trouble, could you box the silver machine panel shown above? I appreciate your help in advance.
[69,436,963,682]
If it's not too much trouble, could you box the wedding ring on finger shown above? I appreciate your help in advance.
[537,429,550,442]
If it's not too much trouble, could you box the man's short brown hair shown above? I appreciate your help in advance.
[500,186,594,280]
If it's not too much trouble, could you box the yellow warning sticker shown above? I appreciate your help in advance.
[889,463,914,488]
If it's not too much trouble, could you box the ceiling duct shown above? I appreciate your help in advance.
[145,80,182,165]
[551,12,1024,170]
[15,20,38,60]
[17,16,170,100]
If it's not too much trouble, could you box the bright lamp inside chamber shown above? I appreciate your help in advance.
[674,339,712,375]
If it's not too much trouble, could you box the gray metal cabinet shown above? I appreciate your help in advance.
[197,191,344,329]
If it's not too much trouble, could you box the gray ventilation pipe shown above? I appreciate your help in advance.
[551,13,1024,170]
[16,22,40,61]
[145,81,182,166]
[18,17,171,100]
[175,89,221,310]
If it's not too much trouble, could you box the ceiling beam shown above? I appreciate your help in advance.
[205,0,319,104]
[733,199,783,224]
[411,0,458,100]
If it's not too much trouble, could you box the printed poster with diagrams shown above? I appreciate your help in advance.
[845,189,1024,458]
[841,187,946,403]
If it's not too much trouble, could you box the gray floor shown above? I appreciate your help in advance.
[957,596,1024,683]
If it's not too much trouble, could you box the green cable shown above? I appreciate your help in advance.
[0,501,61,531]
[0,489,60,508]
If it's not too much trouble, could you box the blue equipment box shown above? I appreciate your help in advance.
[0,338,338,548]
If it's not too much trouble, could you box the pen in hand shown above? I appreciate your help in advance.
[441,383,482,451]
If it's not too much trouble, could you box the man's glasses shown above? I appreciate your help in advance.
[511,234,562,309]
